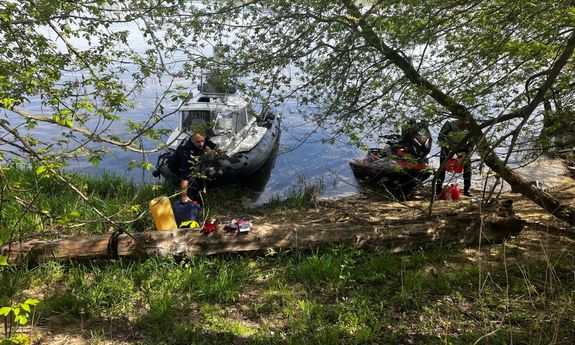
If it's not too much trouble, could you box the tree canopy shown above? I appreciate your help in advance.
[2,0,575,224]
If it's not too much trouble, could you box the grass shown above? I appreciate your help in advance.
[1,242,575,344]
[1,167,167,236]
[0,166,318,243]
[1,167,575,343]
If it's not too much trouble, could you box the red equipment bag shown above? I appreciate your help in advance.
[440,184,461,201]
[202,219,218,233]
[445,159,464,173]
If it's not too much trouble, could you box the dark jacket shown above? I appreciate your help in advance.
[438,121,471,156]
[174,137,217,179]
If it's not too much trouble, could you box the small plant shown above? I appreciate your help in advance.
[264,177,320,212]
[1,249,41,344]
[0,298,40,345]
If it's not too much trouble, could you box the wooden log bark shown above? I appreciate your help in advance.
[1,200,525,265]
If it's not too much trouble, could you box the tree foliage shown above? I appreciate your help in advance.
[2,0,198,170]
[175,0,575,147]
[151,0,575,223]
[2,0,575,225]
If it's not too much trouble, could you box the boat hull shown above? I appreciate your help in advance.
[349,151,432,194]
[203,116,281,183]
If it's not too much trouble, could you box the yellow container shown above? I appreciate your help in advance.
[149,196,178,231]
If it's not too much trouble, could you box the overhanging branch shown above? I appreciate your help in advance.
[342,0,575,225]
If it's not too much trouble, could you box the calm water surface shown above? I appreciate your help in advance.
[15,86,568,204]
[8,24,565,203]
[15,80,364,204]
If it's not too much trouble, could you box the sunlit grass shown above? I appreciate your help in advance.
[0,167,320,238]
[2,170,575,343]
[1,243,574,344]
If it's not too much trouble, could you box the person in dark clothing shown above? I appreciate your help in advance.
[175,132,218,202]
[399,119,432,159]
[436,119,473,197]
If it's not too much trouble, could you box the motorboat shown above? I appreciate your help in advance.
[349,120,434,195]
[152,74,281,185]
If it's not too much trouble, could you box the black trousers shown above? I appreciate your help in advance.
[436,151,472,194]
[181,177,205,205]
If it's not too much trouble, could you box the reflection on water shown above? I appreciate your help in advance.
[240,138,280,195]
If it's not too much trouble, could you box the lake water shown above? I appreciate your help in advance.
[11,69,572,205]
[12,83,569,205]
[1,24,379,203]
[11,78,366,204]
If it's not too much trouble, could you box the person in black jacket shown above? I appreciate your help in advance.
[175,131,218,202]
[436,119,473,197]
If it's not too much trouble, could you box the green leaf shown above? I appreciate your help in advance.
[144,162,154,170]
[1,98,17,109]
[24,299,40,306]
[35,165,47,176]
[0,306,12,316]
[15,314,28,325]
[88,155,102,167]
[0,255,7,266]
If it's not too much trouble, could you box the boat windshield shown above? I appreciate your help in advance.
[236,109,248,131]
[213,111,236,134]
[182,110,210,131]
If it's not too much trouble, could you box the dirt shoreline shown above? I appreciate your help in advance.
[30,186,575,345]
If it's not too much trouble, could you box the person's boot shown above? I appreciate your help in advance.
[435,185,443,197]
[463,189,472,197]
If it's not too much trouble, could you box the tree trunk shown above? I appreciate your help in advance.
[482,153,575,224]
[1,201,524,265]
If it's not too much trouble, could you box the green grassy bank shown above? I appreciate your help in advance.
[1,169,574,344]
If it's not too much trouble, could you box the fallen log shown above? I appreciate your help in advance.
[1,200,525,265]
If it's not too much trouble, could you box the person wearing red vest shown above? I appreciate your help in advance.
[436,119,474,197]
